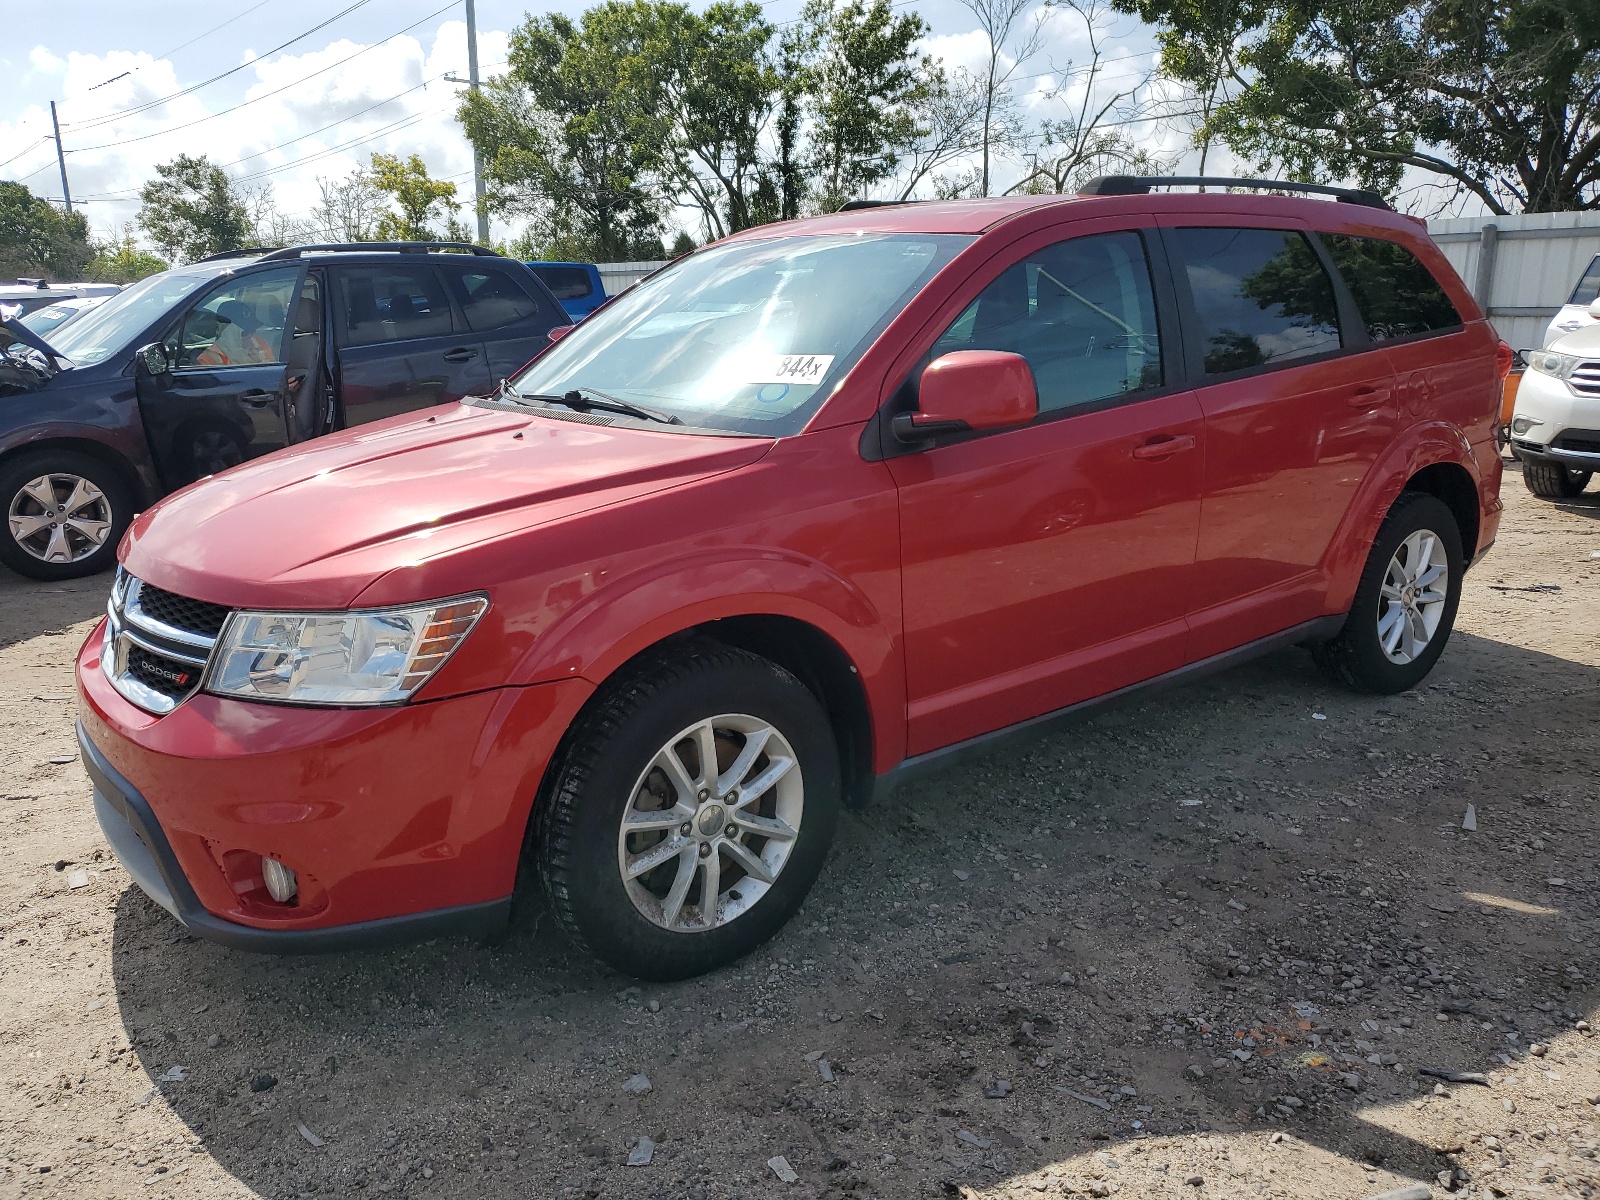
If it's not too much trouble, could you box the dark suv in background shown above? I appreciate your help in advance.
[0,242,563,580]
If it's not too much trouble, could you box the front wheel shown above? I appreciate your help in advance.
[533,643,841,980]
[0,450,132,581]
[1522,459,1592,499]
[1312,492,1464,694]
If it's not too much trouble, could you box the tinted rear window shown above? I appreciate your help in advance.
[531,266,594,300]
[452,269,543,331]
[1320,234,1463,341]
[1570,255,1600,306]
[338,265,454,346]
[1170,227,1342,375]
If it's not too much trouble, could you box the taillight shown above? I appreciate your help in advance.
[1494,340,1515,380]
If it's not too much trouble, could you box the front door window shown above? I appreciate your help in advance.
[173,268,299,368]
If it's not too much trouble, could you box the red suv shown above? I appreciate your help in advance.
[75,179,1506,979]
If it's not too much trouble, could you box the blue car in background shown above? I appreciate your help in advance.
[524,262,606,321]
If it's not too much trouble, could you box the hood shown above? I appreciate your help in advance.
[0,316,63,395]
[123,402,774,609]
[1551,321,1600,355]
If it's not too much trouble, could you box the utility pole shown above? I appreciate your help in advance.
[49,101,72,215]
[464,0,488,244]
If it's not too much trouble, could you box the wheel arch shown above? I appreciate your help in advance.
[1402,460,1480,564]
[0,435,150,509]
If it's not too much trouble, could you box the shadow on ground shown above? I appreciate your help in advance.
[108,629,1600,1198]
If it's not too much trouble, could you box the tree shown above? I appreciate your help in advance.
[138,155,252,263]
[313,168,384,241]
[460,3,669,261]
[1118,0,1600,213]
[0,182,92,280]
[895,67,1015,200]
[83,225,168,283]
[801,0,936,211]
[669,230,698,256]
[956,0,1047,195]
[369,153,461,240]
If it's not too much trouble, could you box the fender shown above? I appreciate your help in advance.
[0,418,162,506]
[1319,419,1480,614]
[511,546,908,771]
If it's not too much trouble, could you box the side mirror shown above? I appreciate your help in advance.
[1589,298,1600,320]
[892,350,1037,443]
[134,342,170,377]
[547,324,575,343]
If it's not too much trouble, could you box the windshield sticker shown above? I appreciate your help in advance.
[757,383,791,404]
[749,354,834,386]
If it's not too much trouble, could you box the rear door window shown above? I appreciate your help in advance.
[1170,227,1342,375]
[337,265,455,346]
[932,230,1163,414]
[451,268,543,331]
[1319,234,1463,341]
[530,265,594,300]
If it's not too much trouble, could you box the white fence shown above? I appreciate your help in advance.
[1426,212,1600,350]
[596,260,668,297]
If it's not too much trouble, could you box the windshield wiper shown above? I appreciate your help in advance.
[509,386,682,425]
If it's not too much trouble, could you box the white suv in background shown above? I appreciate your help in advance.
[1543,255,1600,346]
[1513,321,1600,497]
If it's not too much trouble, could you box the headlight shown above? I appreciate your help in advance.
[207,595,487,706]
[1526,349,1581,381]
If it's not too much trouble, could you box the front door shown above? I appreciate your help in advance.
[1161,223,1399,658]
[136,265,305,489]
[888,228,1204,757]
[330,263,492,427]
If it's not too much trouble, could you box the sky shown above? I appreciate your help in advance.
[0,0,1472,256]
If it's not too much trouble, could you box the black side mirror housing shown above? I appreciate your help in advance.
[134,342,170,377]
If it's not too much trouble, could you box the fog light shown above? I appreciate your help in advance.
[261,857,298,903]
[1511,415,1542,436]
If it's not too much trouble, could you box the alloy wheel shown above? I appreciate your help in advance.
[617,714,804,933]
[1376,527,1448,664]
[6,473,113,564]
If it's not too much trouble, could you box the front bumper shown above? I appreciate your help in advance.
[1511,366,1600,469]
[76,619,593,953]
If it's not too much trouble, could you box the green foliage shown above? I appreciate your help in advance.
[669,230,698,257]
[138,155,252,263]
[1116,0,1600,212]
[0,182,93,281]
[369,153,461,240]
[84,225,169,283]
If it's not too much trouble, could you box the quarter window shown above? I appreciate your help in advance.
[173,268,299,368]
[933,231,1162,414]
[338,266,454,346]
[1171,227,1342,375]
[1320,234,1462,341]
[452,269,543,331]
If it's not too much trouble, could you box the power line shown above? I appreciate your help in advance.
[218,75,442,170]
[232,108,444,184]
[0,137,51,173]
[67,0,376,132]
[86,0,276,91]
[63,0,460,154]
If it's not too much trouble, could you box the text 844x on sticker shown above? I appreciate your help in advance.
[749,354,834,386]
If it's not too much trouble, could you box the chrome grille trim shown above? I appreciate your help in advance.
[1572,361,1600,396]
[103,569,227,715]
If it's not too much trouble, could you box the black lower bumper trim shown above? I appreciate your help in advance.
[77,721,512,954]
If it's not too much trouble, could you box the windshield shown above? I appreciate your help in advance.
[507,233,972,434]
[46,264,223,366]
[21,298,104,335]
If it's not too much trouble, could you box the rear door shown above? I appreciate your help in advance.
[1160,221,1398,658]
[443,262,561,386]
[330,262,491,428]
[136,264,305,489]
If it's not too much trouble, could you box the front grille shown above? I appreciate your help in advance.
[1572,362,1600,397]
[134,584,230,639]
[102,570,230,715]
[1552,429,1600,455]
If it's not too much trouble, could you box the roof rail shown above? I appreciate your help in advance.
[837,199,924,212]
[197,247,282,263]
[1078,175,1392,211]
[255,241,505,262]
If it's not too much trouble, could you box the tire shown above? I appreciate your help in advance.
[1312,492,1463,694]
[0,450,133,581]
[533,641,841,981]
[1523,459,1592,499]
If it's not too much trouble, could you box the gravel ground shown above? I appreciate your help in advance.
[2,463,1599,1200]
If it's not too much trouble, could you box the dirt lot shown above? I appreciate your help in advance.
[3,465,1599,1200]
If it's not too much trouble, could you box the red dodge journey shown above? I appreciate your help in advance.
[76,179,1506,979]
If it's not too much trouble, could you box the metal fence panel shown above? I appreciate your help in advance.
[595,260,668,297]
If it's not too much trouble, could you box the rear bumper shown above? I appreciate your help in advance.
[83,724,511,953]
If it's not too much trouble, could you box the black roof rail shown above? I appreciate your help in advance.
[837,199,925,212]
[196,247,282,263]
[255,241,505,262]
[1078,175,1393,211]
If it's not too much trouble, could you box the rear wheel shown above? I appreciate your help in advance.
[533,643,841,980]
[1523,459,1592,498]
[0,450,132,581]
[1312,492,1463,694]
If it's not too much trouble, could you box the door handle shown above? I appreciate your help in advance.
[1131,434,1197,460]
[442,347,479,363]
[1347,385,1392,408]
[238,389,276,408]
